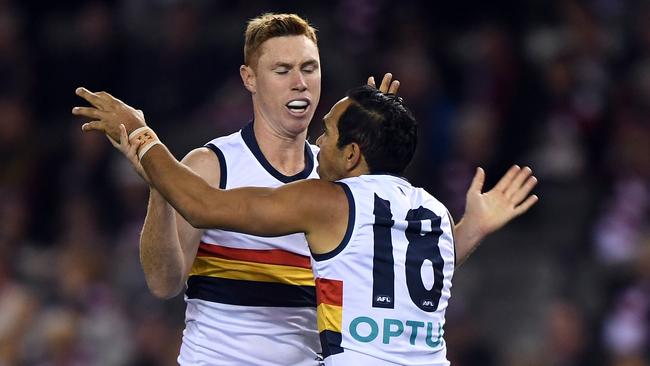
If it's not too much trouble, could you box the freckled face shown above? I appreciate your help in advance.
[250,35,321,136]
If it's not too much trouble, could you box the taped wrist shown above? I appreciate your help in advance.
[128,126,163,159]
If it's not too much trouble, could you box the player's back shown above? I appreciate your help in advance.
[312,174,455,366]
[179,122,321,366]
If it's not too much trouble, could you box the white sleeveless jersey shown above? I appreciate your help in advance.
[311,174,455,366]
[178,122,322,366]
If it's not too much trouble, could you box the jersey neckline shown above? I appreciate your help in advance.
[366,172,410,182]
[241,121,315,183]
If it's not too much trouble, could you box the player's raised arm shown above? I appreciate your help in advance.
[73,87,345,245]
[134,140,348,253]
[454,165,539,265]
[139,141,334,236]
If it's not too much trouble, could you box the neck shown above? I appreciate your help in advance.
[338,159,370,181]
[253,121,309,176]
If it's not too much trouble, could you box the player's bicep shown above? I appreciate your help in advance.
[176,147,222,268]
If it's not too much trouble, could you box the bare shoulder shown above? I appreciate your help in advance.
[180,147,221,187]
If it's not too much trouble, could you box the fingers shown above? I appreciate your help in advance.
[510,175,538,204]
[75,87,120,111]
[514,194,539,216]
[96,91,116,100]
[368,74,400,94]
[367,76,376,88]
[119,123,129,147]
[504,166,533,199]
[387,79,400,94]
[121,124,140,158]
[81,121,105,133]
[468,167,485,194]
[493,165,520,193]
[107,124,141,160]
[128,137,140,158]
[72,106,105,119]
[75,87,107,109]
[106,134,120,148]
[379,73,393,93]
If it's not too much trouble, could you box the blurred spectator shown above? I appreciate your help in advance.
[3,0,650,364]
[0,2,33,98]
[0,255,36,365]
[602,242,650,363]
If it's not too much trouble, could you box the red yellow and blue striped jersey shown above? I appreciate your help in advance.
[179,122,321,366]
[311,174,455,366]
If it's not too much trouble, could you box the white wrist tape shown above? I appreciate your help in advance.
[128,126,151,141]
[138,140,163,159]
[128,126,162,159]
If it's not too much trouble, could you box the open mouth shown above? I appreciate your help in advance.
[286,99,310,115]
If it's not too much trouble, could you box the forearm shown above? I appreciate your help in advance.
[453,218,486,266]
[140,145,217,228]
[140,189,187,298]
[139,143,299,237]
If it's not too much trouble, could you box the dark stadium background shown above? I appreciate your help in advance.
[1,0,649,365]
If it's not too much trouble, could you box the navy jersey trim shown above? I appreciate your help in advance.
[312,182,356,262]
[205,143,227,189]
[186,275,316,307]
[241,121,315,183]
[319,330,344,358]
[446,209,456,266]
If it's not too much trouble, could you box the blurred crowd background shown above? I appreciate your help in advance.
[1,0,649,365]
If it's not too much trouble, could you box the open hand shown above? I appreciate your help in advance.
[368,73,400,94]
[72,87,146,142]
[463,165,539,238]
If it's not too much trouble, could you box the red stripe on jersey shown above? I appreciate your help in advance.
[316,278,343,307]
[197,242,312,269]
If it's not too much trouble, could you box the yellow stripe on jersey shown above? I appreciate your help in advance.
[317,303,343,333]
[190,256,315,286]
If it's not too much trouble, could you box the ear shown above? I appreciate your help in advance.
[240,65,256,93]
[344,143,364,171]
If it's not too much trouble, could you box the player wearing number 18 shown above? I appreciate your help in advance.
[83,85,538,365]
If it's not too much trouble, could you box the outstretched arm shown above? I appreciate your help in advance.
[454,165,539,266]
[72,87,345,244]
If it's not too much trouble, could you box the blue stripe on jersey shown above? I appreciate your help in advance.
[241,121,315,183]
[371,193,396,309]
[446,210,457,266]
[186,275,316,307]
[205,143,227,189]
[319,330,344,358]
[311,182,356,261]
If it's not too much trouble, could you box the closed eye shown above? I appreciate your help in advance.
[301,61,319,74]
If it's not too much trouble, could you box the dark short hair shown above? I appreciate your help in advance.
[336,85,417,175]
